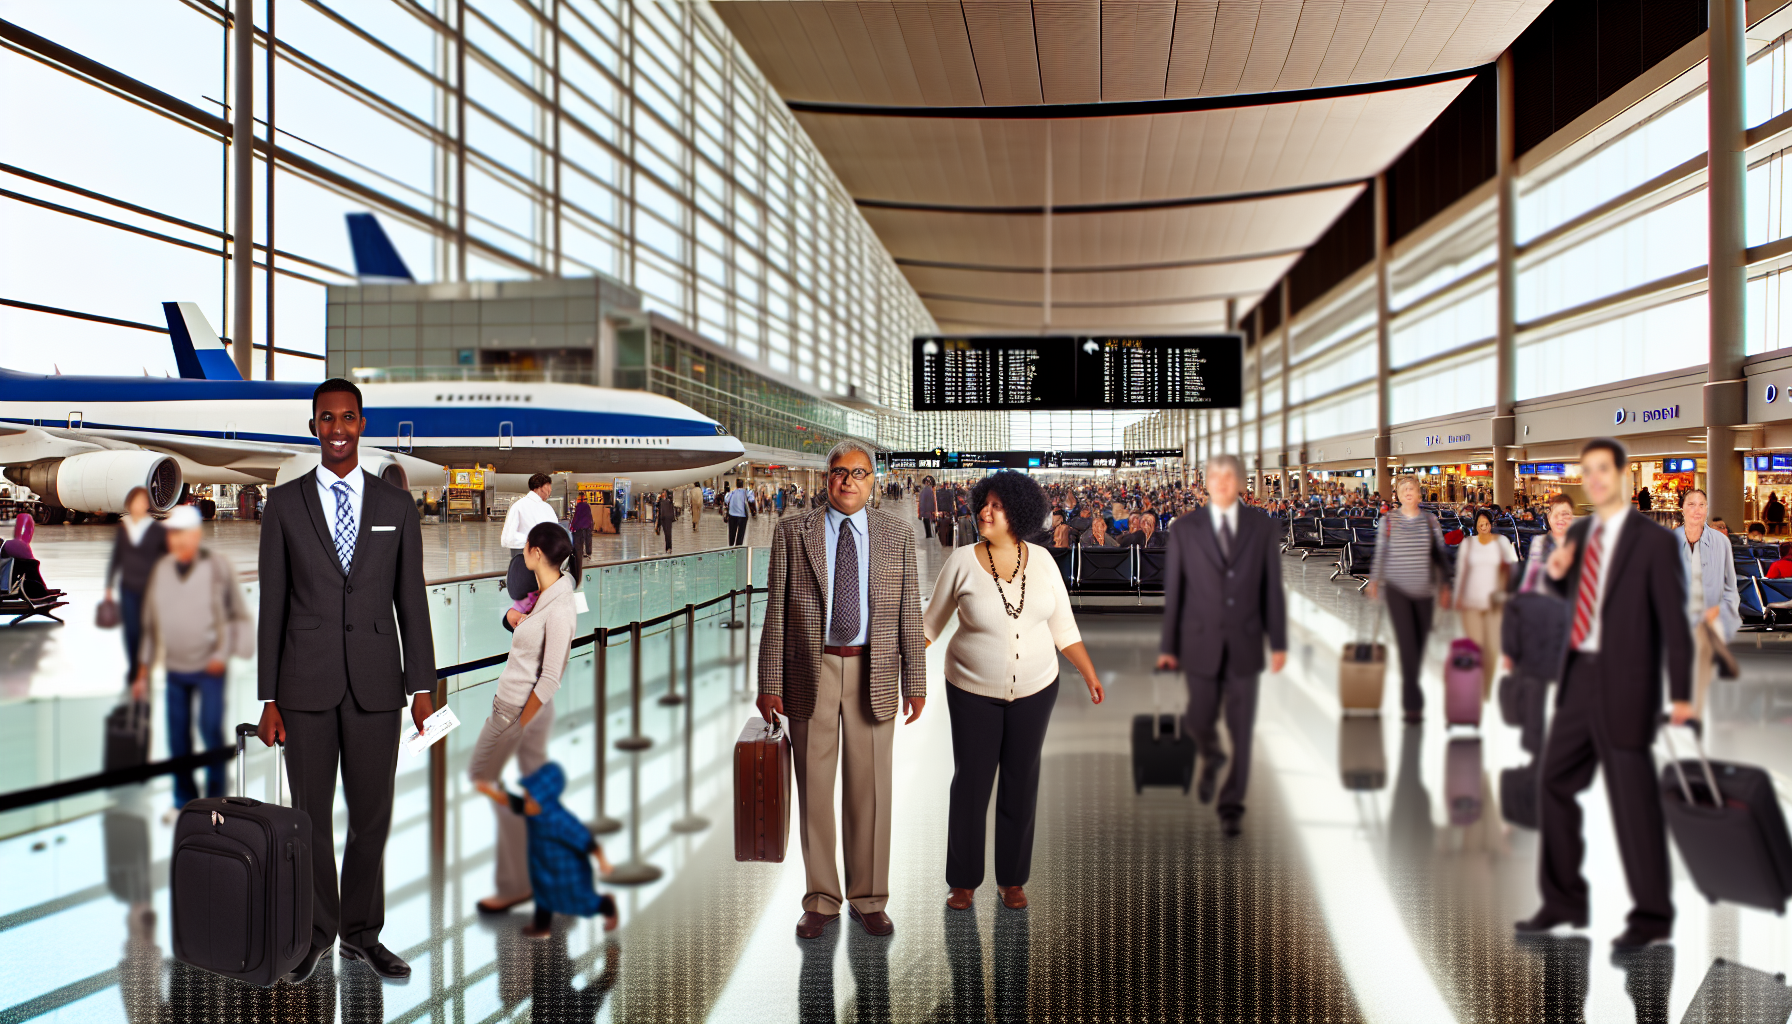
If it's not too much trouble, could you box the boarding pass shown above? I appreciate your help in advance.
[403,705,461,757]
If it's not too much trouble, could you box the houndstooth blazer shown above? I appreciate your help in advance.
[757,502,926,721]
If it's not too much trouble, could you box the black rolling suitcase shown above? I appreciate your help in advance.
[1659,720,1792,913]
[1680,957,1792,1024]
[1499,762,1540,829]
[1132,674,1195,794]
[171,723,313,987]
[104,700,151,772]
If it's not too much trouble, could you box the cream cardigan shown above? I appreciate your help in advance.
[495,574,577,707]
[923,541,1081,700]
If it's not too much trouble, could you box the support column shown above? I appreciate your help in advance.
[231,0,254,379]
[1254,305,1265,498]
[1708,0,1748,527]
[1280,281,1292,502]
[1373,173,1392,499]
[1493,51,1520,508]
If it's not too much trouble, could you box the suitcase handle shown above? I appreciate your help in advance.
[1658,715,1723,809]
[762,711,788,742]
[233,722,287,806]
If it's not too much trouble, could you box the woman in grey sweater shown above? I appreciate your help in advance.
[470,521,583,914]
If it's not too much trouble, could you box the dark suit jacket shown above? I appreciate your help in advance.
[258,470,435,711]
[1545,508,1691,749]
[1159,504,1286,678]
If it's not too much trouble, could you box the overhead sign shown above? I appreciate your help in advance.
[1518,463,1569,475]
[912,334,1243,411]
[1662,458,1697,473]
[887,449,1184,470]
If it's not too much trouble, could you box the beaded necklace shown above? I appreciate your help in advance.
[980,541,1026,618]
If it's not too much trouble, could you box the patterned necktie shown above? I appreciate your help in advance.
[1569,523,1604,648]
[332,481,356,574]
[830,518,860,645]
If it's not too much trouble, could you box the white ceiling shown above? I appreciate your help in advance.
[714,0,1550,334]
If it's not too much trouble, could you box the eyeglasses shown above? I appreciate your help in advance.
[829,467,871,481]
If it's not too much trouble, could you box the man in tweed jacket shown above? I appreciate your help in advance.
[758,440,926,939]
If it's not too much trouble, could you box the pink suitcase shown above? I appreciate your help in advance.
[1444,637,1483,727]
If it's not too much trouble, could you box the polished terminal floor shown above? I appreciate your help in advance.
[4,498,1792,1021]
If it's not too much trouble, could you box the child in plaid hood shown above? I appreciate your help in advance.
[485,761,619,937]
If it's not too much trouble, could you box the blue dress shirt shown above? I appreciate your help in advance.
[823,502,870,647]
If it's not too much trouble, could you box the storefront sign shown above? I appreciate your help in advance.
[1518,462,1569,475]
[1775,454,1792,472]
[1663,458,1697,473]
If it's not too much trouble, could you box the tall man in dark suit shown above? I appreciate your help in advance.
[257,379,436,983]
[1156,455,1287,837]
[1517,437,1691,950]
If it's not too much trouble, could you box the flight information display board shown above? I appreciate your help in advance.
[887,449,1184,470]
[912,335,1242,411]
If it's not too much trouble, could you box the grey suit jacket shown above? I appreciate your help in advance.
[257,470,436,711]
[1159,504,1287,678]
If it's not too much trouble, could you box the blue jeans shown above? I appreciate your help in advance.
[166,670,226,807]
[120,588,144,685]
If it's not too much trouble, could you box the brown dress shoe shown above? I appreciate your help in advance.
[946,888,974,910]
[999,885,1028,909]
[795,911,839,939]
[848,905,894,936]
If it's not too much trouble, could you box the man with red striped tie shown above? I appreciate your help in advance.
[1516,437,1692,951]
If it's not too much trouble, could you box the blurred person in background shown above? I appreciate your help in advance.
[106,487,167,687]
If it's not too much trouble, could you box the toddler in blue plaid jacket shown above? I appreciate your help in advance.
[480,760,619,937]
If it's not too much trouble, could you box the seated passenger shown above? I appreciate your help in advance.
[1122,514,1167,548]
[1079,517,1120,548]
[1749,522,1769,544]
[1768,543,1792,578]
[478,762,618,938]
[1,513,57,599]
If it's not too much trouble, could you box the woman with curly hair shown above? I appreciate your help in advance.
[923,471,1105,912]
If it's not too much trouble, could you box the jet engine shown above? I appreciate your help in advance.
[4,451,183,514]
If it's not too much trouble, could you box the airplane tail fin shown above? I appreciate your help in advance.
[163,302,241,380]
[346,213,415,283]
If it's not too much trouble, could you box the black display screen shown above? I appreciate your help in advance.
[886,450,1184,470]
[912,335,1243,411]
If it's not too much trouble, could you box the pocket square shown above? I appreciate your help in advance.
[371,525,396,532]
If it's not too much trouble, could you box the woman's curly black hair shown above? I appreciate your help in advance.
[969,471,1052,542]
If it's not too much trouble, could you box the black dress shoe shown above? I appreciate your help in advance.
[1515,909,1588,934]
[1610,925,1671,950]
[338,940,411,980]
[284,942,330,985]
[1196,757,1226,804]
[1219,812,1243,838]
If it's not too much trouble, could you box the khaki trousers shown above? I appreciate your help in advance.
[1458,606,1503,699]
[689,500,701,529]
[467,699,556,899]
[1692,622,1716,716]
[790,653,894,915]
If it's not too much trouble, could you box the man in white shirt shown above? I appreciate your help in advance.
[1517,437,1692,951]
[501,473,558,598]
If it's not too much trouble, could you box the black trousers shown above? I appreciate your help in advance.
[1538,652,1673,931]
[660,517,674,552]
[282,688,402,949]
[1385,589,1435,714]
[945,679,1058,889]
[920,516,933,538]
[574,527,592,557]
[727,514,749,546]
[1184,652,1262,815]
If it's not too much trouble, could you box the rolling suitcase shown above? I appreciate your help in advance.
[937,515,954,548]
[172,723,312,987]
[1499,763,1539,829]
[1445,737,1483,825]
[1680,957,1792,1024]
[1338,718,1386,791]
[734,715,792,862]
[1444,638,1482,727]
[956,514,975,546]
[1339,607,1386,715]
[1132,674,1196,794]
[1659,721,1792,913]
[104,700,151,772]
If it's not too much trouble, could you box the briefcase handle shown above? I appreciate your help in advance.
[1658,715,1723,809]
[760,711,788,743]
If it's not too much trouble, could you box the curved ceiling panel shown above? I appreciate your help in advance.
[898,252,1299,305]
[793,79,1468,207]
[926,297,1231,331]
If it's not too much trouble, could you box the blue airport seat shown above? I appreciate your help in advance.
[1740,577,1767,628]
[1138,549,1167,591]
[1048,546,1076,587]
[1736,559,1763,578]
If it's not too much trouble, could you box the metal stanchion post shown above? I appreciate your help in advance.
[615,621,653,751]
[658,609,684,706]
[604,747,663,885]
[590,630,622,834]
[720,590,742,629]
[671,603,709,833]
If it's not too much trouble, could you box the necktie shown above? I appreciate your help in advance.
[332,481,356,574]
[830,518,860,645]
[1569,524,1603,648]
[1217,515,1233,561]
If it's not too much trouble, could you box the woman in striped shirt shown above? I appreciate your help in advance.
[1367,475,1454,722]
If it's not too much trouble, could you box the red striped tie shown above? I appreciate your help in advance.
[1569,524,1604,649]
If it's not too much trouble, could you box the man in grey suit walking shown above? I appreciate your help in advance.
[256,379,436,983]
[1156,455,1287,837]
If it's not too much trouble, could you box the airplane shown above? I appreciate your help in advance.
[0,302,746,522]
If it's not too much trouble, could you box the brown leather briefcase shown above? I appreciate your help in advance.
[734,715,792,862]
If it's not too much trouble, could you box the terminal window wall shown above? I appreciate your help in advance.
[0,0,936,423]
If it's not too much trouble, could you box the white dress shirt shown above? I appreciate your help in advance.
[822,503,870,647]
[500,490,559,551]
[315,464,364,547]
[1575,506,1630,653]
[1211,499,1239,550]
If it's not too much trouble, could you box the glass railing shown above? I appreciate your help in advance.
[0,546,770,839]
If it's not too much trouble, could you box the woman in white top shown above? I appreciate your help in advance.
[1453,507,1517,698]
[469,522,603,917]
[1672,489,1740,715]
[924,472,1104,913]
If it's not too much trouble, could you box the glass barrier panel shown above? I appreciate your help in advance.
[750,546,770,589]
[574,569,600,639]
[427,584,461,670]
[640,558,671,624]
[669,554,693,611]
[600,563,642,630]
[457,579,516,675]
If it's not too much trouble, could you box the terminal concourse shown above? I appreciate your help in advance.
[9,0,1792,1021]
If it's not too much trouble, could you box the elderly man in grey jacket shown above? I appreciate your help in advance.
[1673,489,1740,714]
